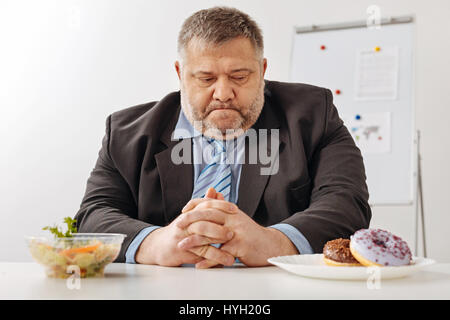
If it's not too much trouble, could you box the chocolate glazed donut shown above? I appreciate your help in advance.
[323,238,362,266]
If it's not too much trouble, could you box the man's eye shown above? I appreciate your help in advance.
[232,76,248,81]
[199,78,214,82]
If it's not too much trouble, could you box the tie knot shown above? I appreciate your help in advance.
[208,138,226,154]
[202,137,226,164]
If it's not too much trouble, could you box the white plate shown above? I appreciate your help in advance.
[268,254,435,280]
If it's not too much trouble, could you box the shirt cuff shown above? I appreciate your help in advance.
[268,223,314,255]
[125,226,162,264]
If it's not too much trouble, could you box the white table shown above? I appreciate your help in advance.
[0,262,449,300]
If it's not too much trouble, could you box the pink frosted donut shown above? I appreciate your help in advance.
[349,229,412,266]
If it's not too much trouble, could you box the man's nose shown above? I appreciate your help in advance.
[212,78,235,102]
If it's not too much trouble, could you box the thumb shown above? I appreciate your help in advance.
[216,192,225,200]
[204,187,217,199]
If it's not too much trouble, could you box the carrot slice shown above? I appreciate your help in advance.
[60,242,101,256]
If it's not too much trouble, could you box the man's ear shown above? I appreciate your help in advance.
[262,58,268,77]
[175,61,181,80]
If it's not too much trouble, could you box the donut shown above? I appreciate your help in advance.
[350,228,412,267]
[323,238,362,266]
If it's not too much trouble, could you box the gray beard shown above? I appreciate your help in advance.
[180,80,265,140]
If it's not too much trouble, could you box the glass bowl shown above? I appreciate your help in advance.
[25,233,126,278]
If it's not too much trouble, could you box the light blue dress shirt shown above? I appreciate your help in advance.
[125,109,313,264]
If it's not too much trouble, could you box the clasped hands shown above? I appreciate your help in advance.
[135,187,299,268]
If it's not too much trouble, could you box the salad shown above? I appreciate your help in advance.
[27,217,125,278]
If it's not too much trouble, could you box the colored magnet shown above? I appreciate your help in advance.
[320,45,326,50]
[375,46,381,52]
[355,114,361,120]
[335,89,341,95]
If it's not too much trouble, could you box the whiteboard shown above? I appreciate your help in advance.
[290,18,416,205]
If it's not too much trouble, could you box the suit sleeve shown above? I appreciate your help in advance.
[282,88,372,253]
[74,115,154,262]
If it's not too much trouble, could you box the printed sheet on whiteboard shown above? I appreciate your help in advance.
[354,46,399,100]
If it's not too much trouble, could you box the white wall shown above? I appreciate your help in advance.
[1,0,449,262]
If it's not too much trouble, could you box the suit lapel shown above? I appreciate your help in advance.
[237,138,273,219]
[155,104,194,224]
[155,141,193,224]
[237,86,283,219]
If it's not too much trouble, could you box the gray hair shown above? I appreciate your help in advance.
[177,7,264,61]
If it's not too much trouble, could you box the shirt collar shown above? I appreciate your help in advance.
[172,108,203,139]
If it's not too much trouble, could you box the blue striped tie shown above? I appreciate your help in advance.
[191,138,232,200]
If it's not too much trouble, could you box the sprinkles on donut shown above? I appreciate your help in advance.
[349,228,412,267]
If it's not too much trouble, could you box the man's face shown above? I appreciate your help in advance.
[175,37,267,139]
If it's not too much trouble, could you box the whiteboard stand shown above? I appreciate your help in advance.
[414,130,427,257]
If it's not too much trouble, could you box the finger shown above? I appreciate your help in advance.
[182,198,210,213]
[204,187,217,199]
[186,221,234,241]
[195,259,222,269]
[219,241,240,261]
[183,254,206,265]
[181,188,217,213]
[176,208,228,229]
[185,200,237,220]
[181,194,236,215]
[180,233,224,268]
[196,199,238,213]
[188,245,235,266]
[178,233,232,250]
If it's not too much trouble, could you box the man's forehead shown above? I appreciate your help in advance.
[183,43,259,74]
[183,37,259,61]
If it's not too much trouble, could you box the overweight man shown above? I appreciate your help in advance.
[75,6,371,268]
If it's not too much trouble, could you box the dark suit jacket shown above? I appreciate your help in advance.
[75,80,371,262]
